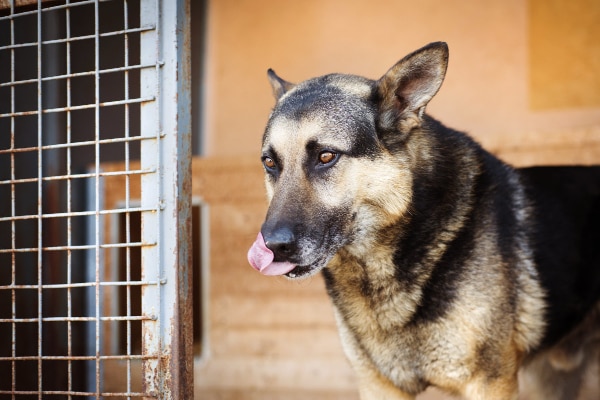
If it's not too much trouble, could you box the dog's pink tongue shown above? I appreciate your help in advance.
[247,232,296,276]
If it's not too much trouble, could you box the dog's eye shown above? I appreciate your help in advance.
[263,157,276,170]
[318,151,337,165]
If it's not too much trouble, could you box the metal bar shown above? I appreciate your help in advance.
[10,1,17,397]
[0,280,159,290]
[139,0,161,396]
[0,315,155,323]
[0,355,156,361]
[0,96,155,119]
[0,207,156,222]
[0,26,155,50]
[0,207,156,223]
[151,0,194,397]
[0,168,155,186]
[0,135,155,154]
[123,1,133,396]
[36,1,44,397]
[93,0,102,395]
[0,63,158,88]
[85,146,98,395]
[0,391,149,397]
[0,204,156,221]
[65,2,73,396]
[0,242,154,253]
[0,0,124,20]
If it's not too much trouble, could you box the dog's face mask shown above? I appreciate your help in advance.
[248,42,448,279]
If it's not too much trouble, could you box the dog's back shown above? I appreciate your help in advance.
[520,167,600,347]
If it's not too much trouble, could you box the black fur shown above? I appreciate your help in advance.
[521,166,600,348]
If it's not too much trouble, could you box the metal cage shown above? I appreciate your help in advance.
[0,0,193,398]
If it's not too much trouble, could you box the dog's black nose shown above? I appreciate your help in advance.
[263,226,297,260]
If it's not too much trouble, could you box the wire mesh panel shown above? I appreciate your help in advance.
[0,0,192,398]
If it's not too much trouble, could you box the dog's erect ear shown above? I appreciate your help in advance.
[376,42,448,133]
[267,69,295,101]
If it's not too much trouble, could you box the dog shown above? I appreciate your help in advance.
[247,42,600,399]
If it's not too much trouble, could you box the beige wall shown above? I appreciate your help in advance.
[203,0,600,158]
[529,0,600,110]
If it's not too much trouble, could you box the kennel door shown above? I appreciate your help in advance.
[0,0,192,398]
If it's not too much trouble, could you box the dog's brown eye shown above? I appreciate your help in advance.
[263,157,276,169]
[319,151,336,164]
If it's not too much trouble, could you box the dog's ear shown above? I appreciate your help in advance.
[376,42,448,133]
[267,69,295,100]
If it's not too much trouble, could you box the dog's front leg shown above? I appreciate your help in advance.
[463,374,519,400]
[334,313,415,399]
[356,366,415,400]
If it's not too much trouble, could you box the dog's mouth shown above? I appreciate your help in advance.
[285,264,322,279]
[247,232,328,279]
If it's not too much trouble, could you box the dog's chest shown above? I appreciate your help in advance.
[337,304,474,393]
[326,272,473,392]
[323,253,479,390]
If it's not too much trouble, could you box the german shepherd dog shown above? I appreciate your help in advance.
[247,42,600,399]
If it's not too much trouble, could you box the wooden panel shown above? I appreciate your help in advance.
[0,0,42,9]
[193,389,359,400]
[483,126,600,167]
[209,326,345,357]
[194,388,448,400]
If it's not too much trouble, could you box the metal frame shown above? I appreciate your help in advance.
[140,0,193,397]
[0,0,192,397]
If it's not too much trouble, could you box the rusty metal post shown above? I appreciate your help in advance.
[140,0,193,398]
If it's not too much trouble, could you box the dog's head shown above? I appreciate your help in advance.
[248,42,448,279]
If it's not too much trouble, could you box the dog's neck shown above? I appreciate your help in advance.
[323,245,423,333]
[322,127,484,331]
